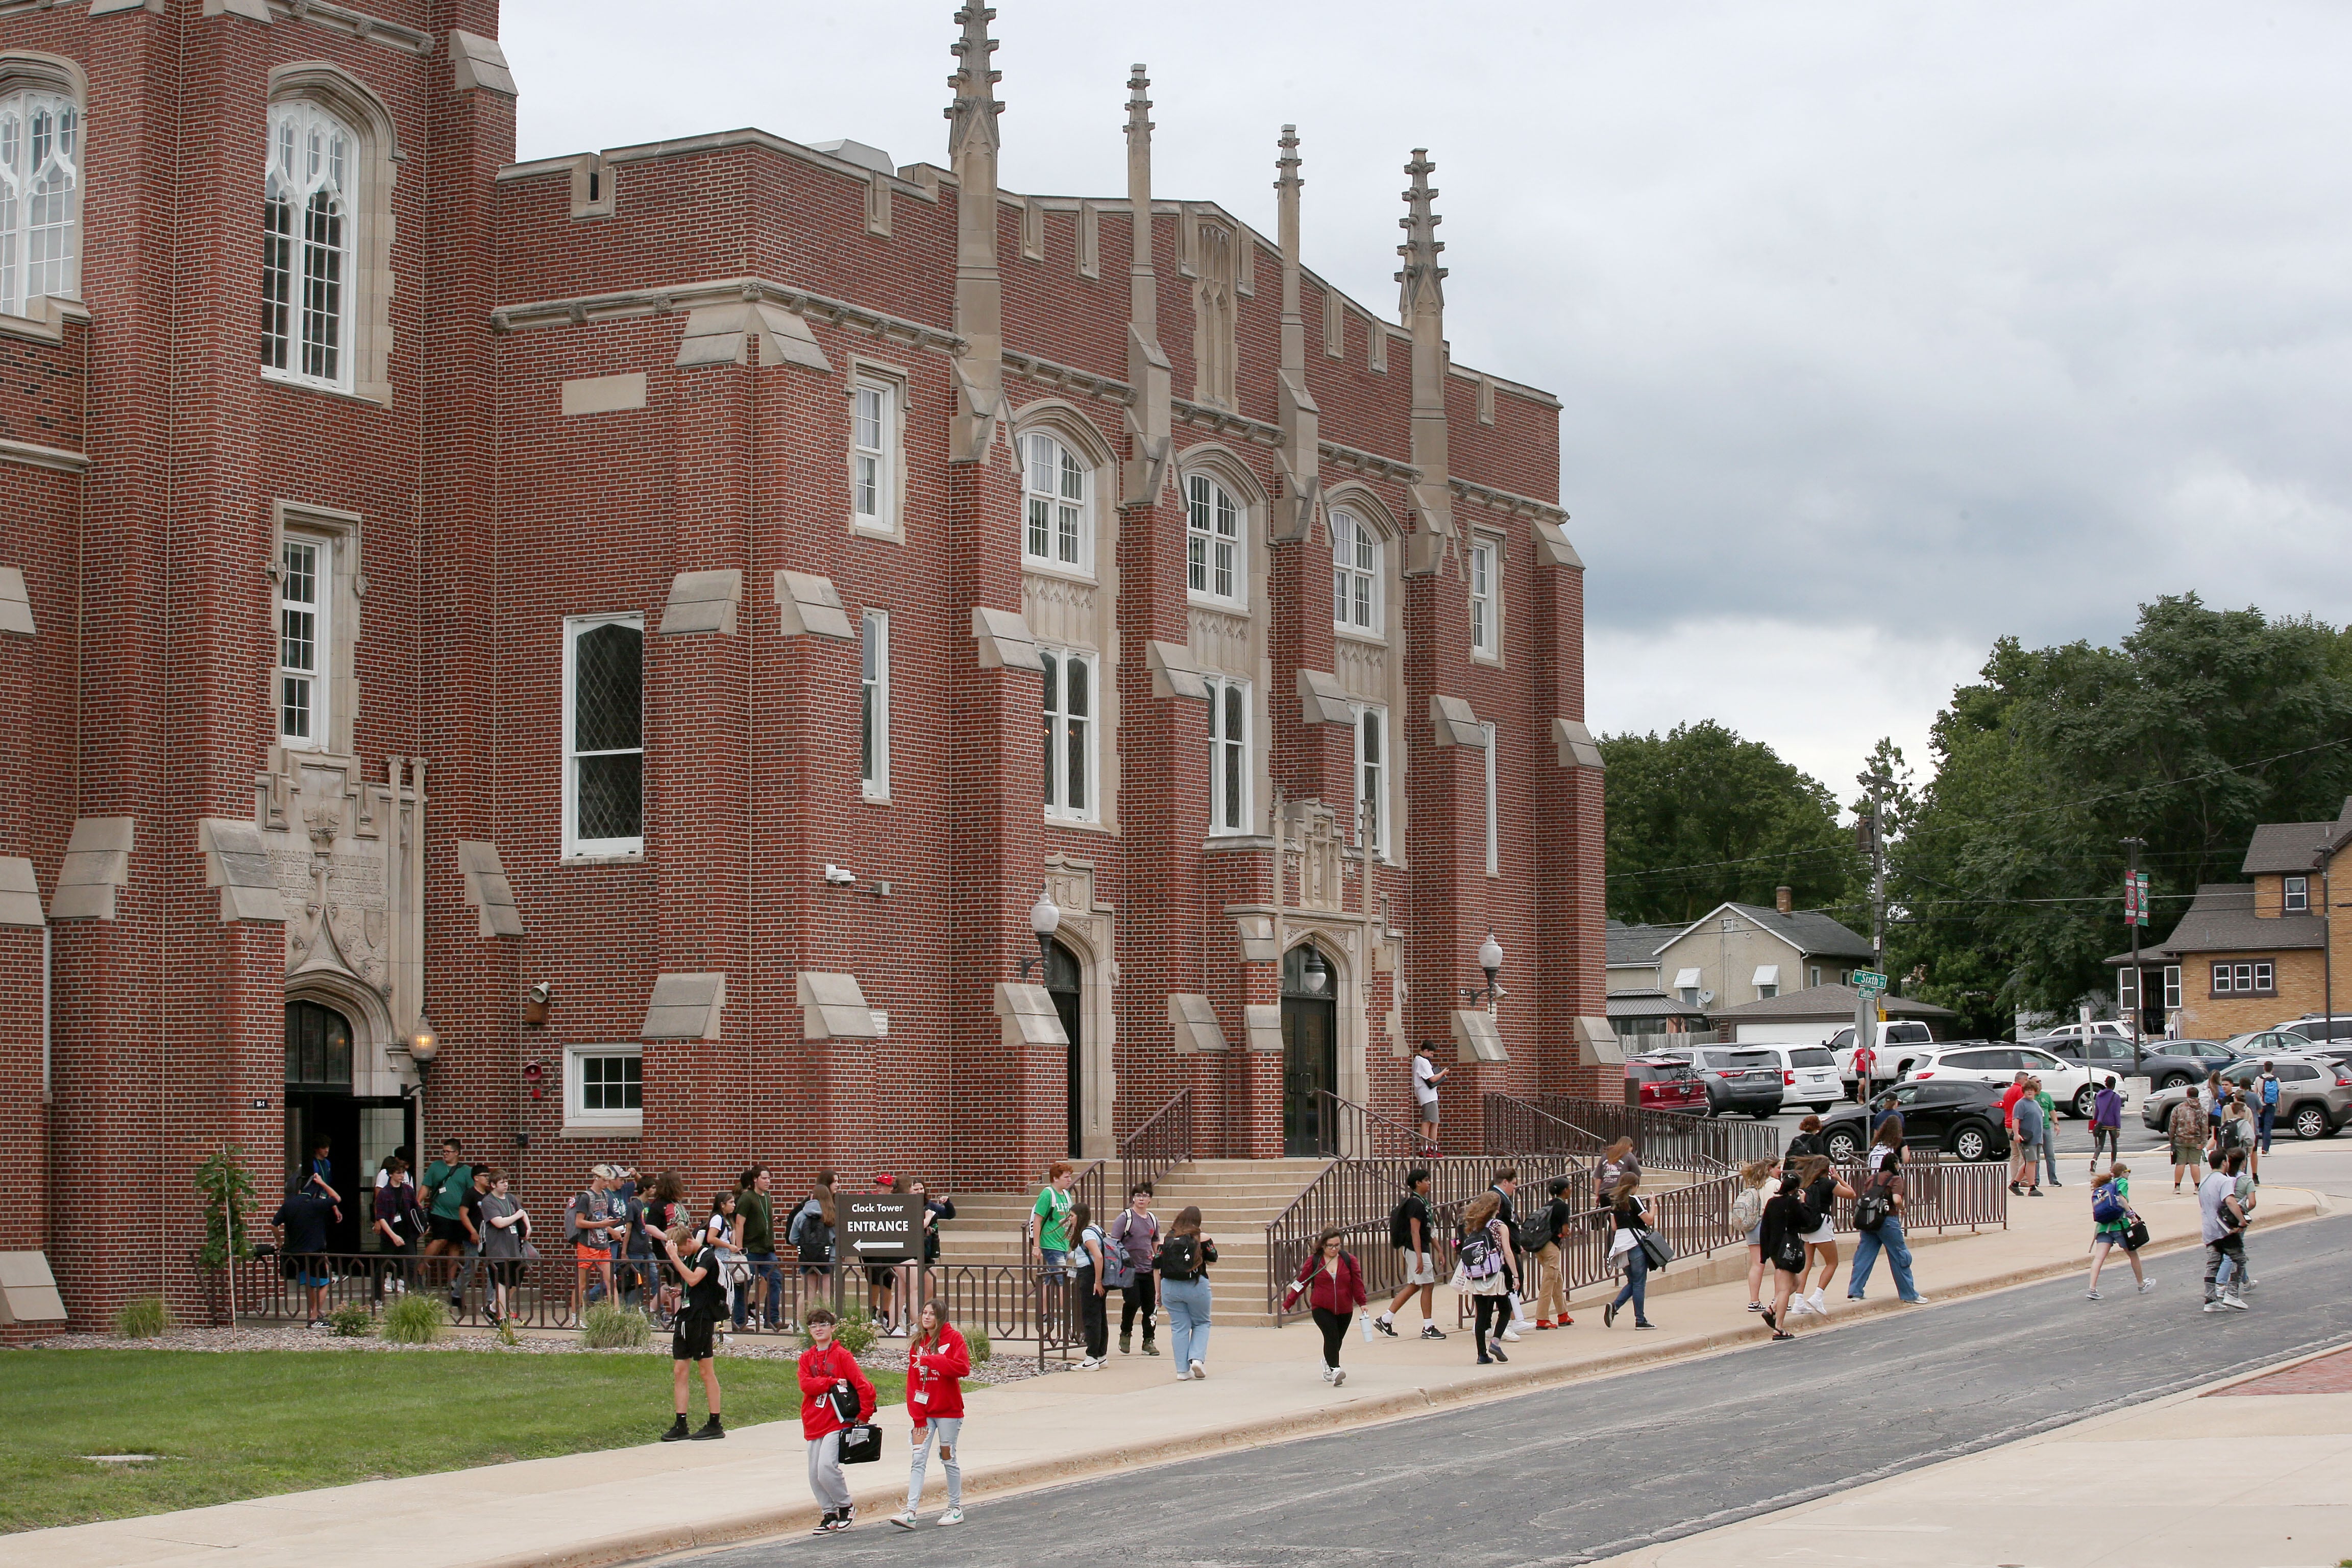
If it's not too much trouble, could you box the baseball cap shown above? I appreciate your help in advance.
[874,1172,896,1187]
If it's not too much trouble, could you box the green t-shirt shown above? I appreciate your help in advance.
[424,1160,472,1220]
[737,1189,774,1253]
[1033,1186,1072,1252]
[2036,1091,2056,1126]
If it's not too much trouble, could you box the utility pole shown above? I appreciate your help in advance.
[2122,836,2145,1076]
[1853,767,1891,1081]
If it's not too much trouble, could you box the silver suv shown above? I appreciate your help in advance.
[2138,1052,2352,1141]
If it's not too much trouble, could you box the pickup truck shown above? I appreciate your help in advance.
[1827,1019,1937,1092]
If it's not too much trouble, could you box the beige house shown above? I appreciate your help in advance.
[1651,892,1878,1012]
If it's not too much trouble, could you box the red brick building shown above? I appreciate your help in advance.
[0,1,1606,1326]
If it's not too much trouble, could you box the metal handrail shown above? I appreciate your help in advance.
[1508,1092,1780,1171]
[1313,1087,1426,1159]
[1119,1088,1194,1199]
[1482,1093,1605,1157]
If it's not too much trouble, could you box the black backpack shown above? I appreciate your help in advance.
[1771,1220,1808,1273]
[1514,1208,1554,1255]
[1156,1233,1201,1280]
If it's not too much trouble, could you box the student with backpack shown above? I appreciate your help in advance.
[1456,1192,1516,1364]
[891,1299,970,1531]
[789,1176,836,1287]
[1525,1175,1577,1328]
[1789,1154,1854,1317]
[1601,1177,1656,1330]
[1073,1202,1114,1369]
[1371,1169,1444,1341]
[1282,1228,1368,1384]
[1155,1205,1218,1380]
[1757,1173,1812,1340]
[1846,1117,1929,1305]
[2085,1164,2151,1300]
[657,1223,728,1442]
[1110,1184,1159,1356]
[800,1307,878,1533]
[1733,1158,1775,1313]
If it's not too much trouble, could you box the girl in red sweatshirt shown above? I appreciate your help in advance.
[890,1299,972,1530]
[798,1308,877,1533]
[1284,1228,1369,1385]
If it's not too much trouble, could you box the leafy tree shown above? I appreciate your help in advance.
[1601,721,1861,925]
[1888,596,2352,1030]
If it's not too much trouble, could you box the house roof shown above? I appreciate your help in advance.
[1705,982,1957,1023]
[1605,989,1710,1022]
[2106,883,2328,963]
[1604,921,1681,967]
[2243,821,2339,876]
[1659,901,1877,963]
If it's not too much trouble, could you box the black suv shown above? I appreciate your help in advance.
[1652,1045,1785,1119]
[1821,1079,2013,1163]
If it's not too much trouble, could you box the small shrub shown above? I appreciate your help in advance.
[965,1328,991,1365]
[113,1295,175,1340]
[581,1302,652,1349]
[798,1305,877,1358]
[327,1302,375,1338]
[496,1315,520,1348]
[382,1293,448,1344]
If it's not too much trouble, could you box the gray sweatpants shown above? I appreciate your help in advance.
[807,1430,850,1511]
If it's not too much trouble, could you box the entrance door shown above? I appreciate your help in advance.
[283,999,410,1254]
[1282,945,1339,1157]
[1043,940,1084,1159]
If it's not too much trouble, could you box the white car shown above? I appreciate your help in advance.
[1901,1042,2099,1119]
[1747,1044,1845,1114]
[2030,1021,2132,1048]
[1827,1020,1937,1089]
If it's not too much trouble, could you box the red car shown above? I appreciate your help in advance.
[1626,1056,1708,1114]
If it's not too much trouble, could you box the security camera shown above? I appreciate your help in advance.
[824,864,857,886]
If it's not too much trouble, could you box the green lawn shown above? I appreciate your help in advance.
[3,1351,908,1534]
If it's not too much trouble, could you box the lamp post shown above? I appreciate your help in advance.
[1464,933,1505,1010]
[406,1014,439,1153]
[1018,888,1062,981]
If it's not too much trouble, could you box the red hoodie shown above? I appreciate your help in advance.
[798,1340,877,1439]
[1289,1251,1368,1314]
[906,1322,972,1427]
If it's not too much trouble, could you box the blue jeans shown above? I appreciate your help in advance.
[739,1251,783,1327]
[1610,1246,1650,1324]
[2042,1127,2062,1184]
[1848,1215,1922,1302]
[2258,1107,2276,1153]
[1161,1276,1212,1369]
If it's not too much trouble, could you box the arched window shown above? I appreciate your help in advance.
[1332,508,1381,633]
[0,88,80,318]
[1024,432,1089,572]
[1186,472,1242,604]
[263,100,358,389]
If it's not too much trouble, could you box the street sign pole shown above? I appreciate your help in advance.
[2122,837,2145,1077]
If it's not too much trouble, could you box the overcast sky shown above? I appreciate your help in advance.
[505,1,2352,795]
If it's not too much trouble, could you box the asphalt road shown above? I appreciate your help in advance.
[679,1211,2352,1568]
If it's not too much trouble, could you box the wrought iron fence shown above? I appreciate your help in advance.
[1314,1087,1427,1159]
[1120,1089,1195,1200]
[1502,1092,1780,1171]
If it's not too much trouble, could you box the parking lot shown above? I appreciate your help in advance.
[1735,1086,2186,1159]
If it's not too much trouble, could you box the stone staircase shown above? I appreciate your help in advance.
[938,1159,1333,1329]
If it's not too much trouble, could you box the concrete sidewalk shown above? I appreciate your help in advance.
[5,1153,2324,1568]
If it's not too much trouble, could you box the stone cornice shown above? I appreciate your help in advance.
[0,435,90,473]
[1002,350,1132,406]
[1450,476,1567,524]
[273,0,433,54]
[489,278,962,355]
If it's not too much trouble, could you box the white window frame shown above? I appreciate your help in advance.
[850,375,900,536]
[1481,720,1498,876]
[562,612,646,859]
[564,1042,643,1134]
[1023,431,1092,577]
[1354,702,1389,858]
[1205,674,1251,836]
[1332,508,1382,636]
[1042,646,1098,823]
[2164,965,2183,1011]
[1809,965,1823,989]
[2284,875,2309,913]
[1186,472,1244,607]
[0,88,82,320]
[277,533,330,750]
[1468,538,1499,660]
[860,608,890,801]
[262,98,359,394]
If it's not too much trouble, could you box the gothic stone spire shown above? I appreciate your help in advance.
[1272,124,1321,542]
[947,5,1007,461]
[1121,63,1172,505]
[1398,150,1453,567]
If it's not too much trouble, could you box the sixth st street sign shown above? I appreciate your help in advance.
[1852,970,1888,993]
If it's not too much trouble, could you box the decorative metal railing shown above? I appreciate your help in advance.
[1119,1089,1195,1200]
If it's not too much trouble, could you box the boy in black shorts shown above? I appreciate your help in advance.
[661,1224,727,1441]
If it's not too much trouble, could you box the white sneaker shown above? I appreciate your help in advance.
[1189,1360,1206,1380]
[2203,1300,2227,1312]
[2137,1278,2158,1294]
[2085,1289,2102,1301]
[1331,1366,1346,1387]
[2222,1293,2250,1311]
[1785,1295,1812,1317]
[1320,1366,1334,1383]
[1077,1356,1104,1369]
[889,1508,918,1531]
[1806,1290,1827,1314]
[1902,1294,1932,1305]
[2240,1278,2258,1290]
[938,1508,964,1527]
[1500,1327,1522,1342]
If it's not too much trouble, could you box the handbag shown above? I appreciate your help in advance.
[824,1378,860,1426]
[1636,1231,1673,1271]
[837,1422,883,1465]
[2123,1216,2150,1253]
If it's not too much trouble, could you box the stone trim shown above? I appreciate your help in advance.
[493,277,959,358]
[773,571,854,641]
[971,605,1044,671]
[1232,913,1277,962]
[0,567,31,635]
[1243,1002,1283,1054]
[560,373,646,416]
[0,1251,65,1324]
[1454,1009,1507,1063]
[1296,668,1354,726]
[446,29,516,95]
[567,155,616,219]
[0,436,88,474]
[995,982,1068,1046]
[0,857,42,926]
[0,292,90,346]
[195,0,434,53]
[673,301,832,372]
[89,1,166,14]
[797,971,881,1040]
[268,63,399,405]
[50,816,132,921]
[272,501,364,756]
[1167,993,1228,1052]
[658,569,742,637]
[1147,640,1210,701]
[1575,1015,1625,1065]
[458,841,523,937]
[197,818,282,923]
[642,972,726,1040]
[1554,718,1605,771]
[1430,694,1486,748]
[1532,519,1583,568]
[1454,475,1570,527]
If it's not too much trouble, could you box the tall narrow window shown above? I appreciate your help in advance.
[851,378,896,531]
[1205,676,1251,835]
[1024,433,1089,572]
[565,616,644,856]
[0,90,81,319]
[1042,648,1095,821]
[278,537,329,748]
[262,100,357,390]
[860,609,890,799]
[1482,720,1498,876]
[1355,704,1388,856]
[1332,509,1380,633]
[2163,965,2183,1011]
[1186,473,1242,604]
[2284,875,2309,913]
[1468,541,1498,657]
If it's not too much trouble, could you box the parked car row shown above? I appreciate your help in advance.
[1821,1081,2012,1163]
[2139,1053,2352,1140]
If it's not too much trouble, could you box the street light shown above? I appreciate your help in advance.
[1464,933,1505,1008]
[1018,887,1061,981]
[406,1015,440,1064]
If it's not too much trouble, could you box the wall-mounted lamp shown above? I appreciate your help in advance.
[406,1014,440,1065]
[1018,887,1062,981]
[523,982,553,1027]
[1463,934,1505,1009]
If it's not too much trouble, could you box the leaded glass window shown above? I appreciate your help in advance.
[1206,676,1250,835]
[262,100,356,388]
[0,90,80,320]
[1042,647,1095,821]
[566,617,644,853]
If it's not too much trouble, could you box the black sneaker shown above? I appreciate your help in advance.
[1373,1316,1399,1337]
[813,1511,840,1535]
[659,1415,690,1443]
[690,1416,725,1440]
[1489,1345,1508,1363]
[1119,1332,1132,1355]
[1419,1324,1447,1340]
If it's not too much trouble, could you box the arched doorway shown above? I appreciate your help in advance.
[1282,944,1339,1156]
[1042,939,1084,1158]
[284,998,410,1254]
